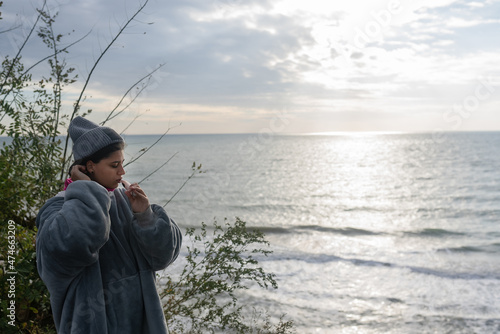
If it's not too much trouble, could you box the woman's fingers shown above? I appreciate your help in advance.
[123,181,148,199]
[122,181,150,213]
[131,185,146,196]
[121,179,131,190]
[71,165,90,181]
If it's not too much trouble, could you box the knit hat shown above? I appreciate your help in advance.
[69,116,124,160]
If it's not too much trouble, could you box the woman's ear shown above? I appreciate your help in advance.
[86,161,95,174]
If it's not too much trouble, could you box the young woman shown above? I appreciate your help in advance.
[36,116,182,334]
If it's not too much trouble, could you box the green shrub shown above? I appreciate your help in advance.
[0,223,56,334]
[1,6,69,333]
[162,218,294,334]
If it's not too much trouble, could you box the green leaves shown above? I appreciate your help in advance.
[0,6,76,333]
[161,218,294,334]
[0,224,56,333]
[0,5,73,224]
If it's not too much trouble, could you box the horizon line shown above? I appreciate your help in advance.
[119,129,500,136]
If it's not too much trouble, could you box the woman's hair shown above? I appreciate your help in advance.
[68,142,125,176]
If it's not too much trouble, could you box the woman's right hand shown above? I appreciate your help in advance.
[70,165,91,182]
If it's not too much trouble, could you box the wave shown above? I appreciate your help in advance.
[437,246,483,253]
[404,228,465,237]
[228,204,298,211]
[438,243,500,254]
[295,225,381,236]
[248,226,293,234]
[414,207,500,218]
[342,206,381,212]
[451,195,477,202]
[248,225,381,236]
[267,252,500,280]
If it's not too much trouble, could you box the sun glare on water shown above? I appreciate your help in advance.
[306,131,404,136]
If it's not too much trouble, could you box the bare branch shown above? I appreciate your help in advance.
[120,112,145,135]
[163,163,203,208]
[137,151,178,185]
[0,0,47,91]
[124,122,180,168]
[2,27,90,119]
[101,79,150,125]
[162,171,194,208]
[71,0,150,119]
[100,63,165,126]
[21,31,91,78]
[0,24,22,35]
[60,0,151,180]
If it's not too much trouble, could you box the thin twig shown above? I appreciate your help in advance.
[163,165,201,208]
[162,172,193,207]
[3,30,90,127]
[0,24,22,35]
[101,63,165,126]
[21,32,90,78]
[102,79,150,125]
[60,0,151,180]
[120,112,145,135]
[44,6,63,144]
[137,151,178,184]
[71,0,150,118]
[0,0,47,92]
[124,123,180,167]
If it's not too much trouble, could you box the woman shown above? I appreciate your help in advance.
[36,116,182,334]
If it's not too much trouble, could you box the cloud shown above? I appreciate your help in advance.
[1,0,500,133]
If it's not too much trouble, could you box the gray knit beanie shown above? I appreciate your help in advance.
[69,116,124,160]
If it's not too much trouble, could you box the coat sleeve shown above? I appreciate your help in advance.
[130,204,182,271]
[36,180,112,273]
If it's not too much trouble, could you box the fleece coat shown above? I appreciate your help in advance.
[35,180,182,334]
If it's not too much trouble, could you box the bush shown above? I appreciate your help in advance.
[0,224,56,334]
[162,218,294,334]
[1,6,70,333]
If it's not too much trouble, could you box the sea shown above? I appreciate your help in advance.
[95,132,500,333]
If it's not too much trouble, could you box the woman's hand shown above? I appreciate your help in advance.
[122,180,150,213]
[70,165,91,182]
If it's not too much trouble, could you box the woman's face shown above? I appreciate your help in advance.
[88,150,126,189]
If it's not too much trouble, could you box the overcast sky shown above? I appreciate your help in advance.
[2,0,500,134]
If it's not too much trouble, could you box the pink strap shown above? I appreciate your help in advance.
[64,178,116,192]
[64,178,73,190]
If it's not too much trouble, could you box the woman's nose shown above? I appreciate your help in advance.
[118,166,125,175]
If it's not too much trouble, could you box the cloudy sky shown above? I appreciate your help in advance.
[2,0,500,134]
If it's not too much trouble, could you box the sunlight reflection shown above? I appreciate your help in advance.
[305,133,418,234]
[306,131,404,136]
